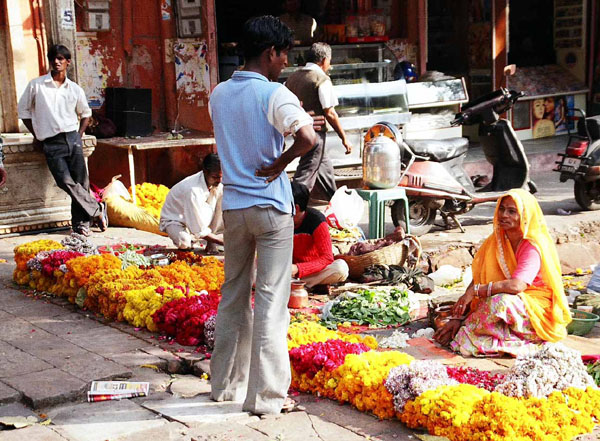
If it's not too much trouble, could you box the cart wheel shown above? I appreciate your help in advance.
[391,199,437,236]
[574,180,600,211]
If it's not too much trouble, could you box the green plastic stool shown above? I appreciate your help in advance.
[356,188,410,239]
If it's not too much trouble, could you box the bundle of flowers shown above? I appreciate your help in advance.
[60,233,99,255]
[400,384,489,436]
[290,340,371,379]
[446,366,505,392]
[14,240,63,271]
[129,182,169,219]
[401,384,599,441]
[157,259,224,292]
[287,321,378,350]
[494,343,595,398]
[167,250,205,265]
[39,250,85,277]
[152,290,221,345]
[59,254,122,302]
[385,360,457,413]
[123,285,191,331]
[327,351,414,418]
[13,240,63,285]
[204,313,217,349]
[84,267,165,320]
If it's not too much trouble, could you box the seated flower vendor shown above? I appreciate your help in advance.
[159,153,223,251]
[292,181,348,288]
[433,189,571,357]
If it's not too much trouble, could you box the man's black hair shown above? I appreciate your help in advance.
[202,153,221,173]
[291,181,309,212]
[47,44,72,61]
[240,15,294,61]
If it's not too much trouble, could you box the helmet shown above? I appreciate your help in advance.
[394,61,418,83]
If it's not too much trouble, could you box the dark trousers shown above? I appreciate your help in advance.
[292,131,337,201]
[43,131,99,229]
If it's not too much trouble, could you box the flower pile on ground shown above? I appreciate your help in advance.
[129,182,169,219]
[494,343,595,397]
[446,366,505,391]
[204,314,217,349]
[287,321,378,350]
[290,339,371,379]
[385,360,457,412]
[152,290,221,345]
[13,240,64,285]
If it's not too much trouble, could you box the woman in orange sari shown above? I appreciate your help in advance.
[433,189,571,357]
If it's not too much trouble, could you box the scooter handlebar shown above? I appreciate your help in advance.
[451,89,525,126]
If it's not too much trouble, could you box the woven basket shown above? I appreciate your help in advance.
[335,241,408,280]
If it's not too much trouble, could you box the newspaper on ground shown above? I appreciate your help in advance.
[88,381,149,402]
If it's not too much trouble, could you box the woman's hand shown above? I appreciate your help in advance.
[433,319,462,346]
[452,290,475,317]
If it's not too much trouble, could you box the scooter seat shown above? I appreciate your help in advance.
[404,137,469,162]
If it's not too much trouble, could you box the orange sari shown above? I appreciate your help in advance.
[470,189,571,342]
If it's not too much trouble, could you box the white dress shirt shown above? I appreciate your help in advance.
[301,62,339,109]
[159,171,224,238]
[17,73,92,141]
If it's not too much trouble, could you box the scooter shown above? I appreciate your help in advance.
[554,109,600,210]
[364,66,536,236]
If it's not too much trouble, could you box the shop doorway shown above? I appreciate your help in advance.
[508,0,555,67]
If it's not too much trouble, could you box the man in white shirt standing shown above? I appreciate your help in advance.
[18,44,107,236]
[285,42,352,201]
[159,153,223,251]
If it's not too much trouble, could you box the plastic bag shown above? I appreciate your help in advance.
[428,265,463,287]
[587,264,600,294]
[324,185,364,230]
[102,176,166,236]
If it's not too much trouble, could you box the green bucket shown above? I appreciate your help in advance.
[566,308,600,337]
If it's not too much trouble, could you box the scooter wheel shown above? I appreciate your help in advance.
[391,199,437,236]
[574,180,600,211]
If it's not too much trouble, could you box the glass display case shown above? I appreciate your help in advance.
[280,43,395,84]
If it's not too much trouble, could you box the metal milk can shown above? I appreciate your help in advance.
[362,132,402,189]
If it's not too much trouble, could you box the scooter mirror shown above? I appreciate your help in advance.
[503,64,516,76]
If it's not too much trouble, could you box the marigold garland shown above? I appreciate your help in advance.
[287,321,378,350]
[14,240,63,271]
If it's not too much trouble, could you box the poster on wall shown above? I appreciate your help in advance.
[531,95,574,138]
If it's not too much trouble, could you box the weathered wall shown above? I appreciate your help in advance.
[73,0,217,133]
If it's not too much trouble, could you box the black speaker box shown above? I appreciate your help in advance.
[112,110,152,137]
[105,87,152,137]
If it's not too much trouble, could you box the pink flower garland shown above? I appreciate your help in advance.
[152,291,220,346]
[289,339,371,379]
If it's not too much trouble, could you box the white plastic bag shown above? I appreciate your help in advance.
[587,264,600,294]
[324,185,364,230]
[428,265,463,287]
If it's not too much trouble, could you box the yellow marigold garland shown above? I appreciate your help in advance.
[287,321,378,350]
[13,239,63,271]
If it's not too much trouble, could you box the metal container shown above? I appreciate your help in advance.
[362,133,402,189]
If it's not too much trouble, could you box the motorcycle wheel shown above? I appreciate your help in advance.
[391,199,437,236]
[574,180,600,211]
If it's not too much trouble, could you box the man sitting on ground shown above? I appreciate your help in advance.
[292,181,348,288]
[159,153,223,251]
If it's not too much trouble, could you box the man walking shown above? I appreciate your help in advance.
[285,42,352,201]
[208,16,317,415]
[18,44,107,236]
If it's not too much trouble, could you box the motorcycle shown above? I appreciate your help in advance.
[363,65,536,236]
[554,109,600,210]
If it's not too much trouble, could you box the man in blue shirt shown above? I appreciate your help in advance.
[208,16,317,415]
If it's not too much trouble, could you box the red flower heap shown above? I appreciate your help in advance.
[40,250,84,277]
[152,290,221,346]
[289,340,371,379]
[446,366,505,391]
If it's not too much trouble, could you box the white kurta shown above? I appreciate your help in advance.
[159,171,223,239]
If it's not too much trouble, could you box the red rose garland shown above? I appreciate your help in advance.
[289,339,371,379]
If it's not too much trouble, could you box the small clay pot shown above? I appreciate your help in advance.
[432,304,454,330]
[289,280,308,309]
